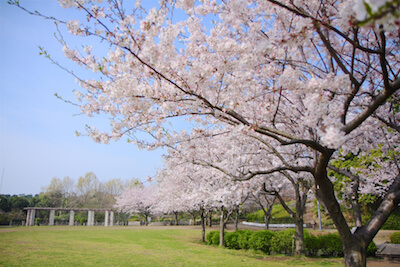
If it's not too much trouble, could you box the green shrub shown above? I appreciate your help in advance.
[246,211,264,222]
[80,217,87,225]
[206,231,219,245]
[271,229,296,255]
[367,241,377,257]
[0,214,10,225]
[212,231,220,245]
[249,230,275,254]
[305,233,321,257]
[318,233,343,257]
[246,203,295,224]
[225,231,241,249]
[382,212,400,230]
[238,229,254,250]
[390,232,400,244]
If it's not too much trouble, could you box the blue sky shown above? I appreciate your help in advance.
[0,1,168,195]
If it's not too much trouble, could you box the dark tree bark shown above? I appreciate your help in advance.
[233,205,239,231]
[219,206,233,247]
[173,211,179,226]
[200,207,206,242]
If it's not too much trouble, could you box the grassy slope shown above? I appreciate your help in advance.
[0,226,343,267]
[247,202,295,223]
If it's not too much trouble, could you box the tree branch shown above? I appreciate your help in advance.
[263,183,295,216]
[359,174,400,244]
[340,79,399,134]
[327,164,362,227]
[265,0,381,54]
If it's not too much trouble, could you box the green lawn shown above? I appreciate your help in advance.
[0,226,343,266]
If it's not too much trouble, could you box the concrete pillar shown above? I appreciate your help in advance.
[105,210,109,227]
[87,211,95,226]
[69,210,75,226]
[87,211,92,226]
[49,210,55,226]
[26,209,31,226]
[110,211,114,226]
[91,211,95,226]
[29,209,36,226]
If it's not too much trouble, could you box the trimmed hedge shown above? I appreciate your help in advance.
[305,233,321,256]
[237,229,254,249]
[318,233,343,257]
[206,229,377,258]
[390,232,400,244]
[382,212,400,230]
[271,229,296,255]
[249,230,275,253]
[225,231,241,249]
[206,231,220,245]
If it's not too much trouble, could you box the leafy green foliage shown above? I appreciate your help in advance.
[8,195,30,210]
[209,228,378,259]
[246,210,263,222]
[367,241,378,257]
[271,229,296,255]
[0,196,11,212]
[246,202,294,224]
[0,214,10,225]
[358,0,400,26]
[390,232,400,244]
[382,211,400,230]
[237,229,254,249]
[304,233,321,256]
[225,231,242,250]
[248,230,275,253]
[329,147,389,201]
[318,233,343,257]
[206,230,220,245]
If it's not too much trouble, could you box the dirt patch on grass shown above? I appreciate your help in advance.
[367,259,400,266]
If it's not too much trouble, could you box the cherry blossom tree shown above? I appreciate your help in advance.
[115,184,159,225]
[155,159,211,241]
[154,165,201,226]
[12,0,400,265]
[156,147,257,246]
[169,130,312,254]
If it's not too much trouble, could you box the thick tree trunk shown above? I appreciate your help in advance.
[315,151,368,267]
[294,216,305,255]
[344,243,367,267]
[209,211,212,227]
[294,185,307,255]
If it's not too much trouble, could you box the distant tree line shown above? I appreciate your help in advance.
[0,172,140,225]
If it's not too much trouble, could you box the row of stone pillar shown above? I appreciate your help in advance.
[26,209,36,226]
[25,209,114,227]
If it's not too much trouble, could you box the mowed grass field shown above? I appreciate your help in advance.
[0,225,345,267]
